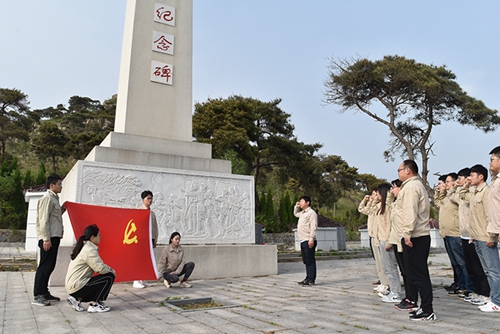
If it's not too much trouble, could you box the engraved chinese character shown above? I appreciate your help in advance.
[151,61,173,85]
[152,31,174,55]
[154,3,175,26]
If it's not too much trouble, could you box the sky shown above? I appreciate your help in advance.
[1,0,499,184]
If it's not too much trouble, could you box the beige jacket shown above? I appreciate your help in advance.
[393,176,430,238]
[358,198,379,239]
[460,183,496,242]
[386,193,403,251]
[65,241,115,294]
[158,244,186,276]
[294,206,318,241]
[488,176,500,234]
[151,210,159,241]
[435,189,460,238]
[374,202,391,242]
[36,190,64,241]
[448,186,471,238]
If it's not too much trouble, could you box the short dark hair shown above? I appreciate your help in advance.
[490,146,500,158]
[391,179,402,187]
[403,159,419,174]
[470,164,488,183]
[141,190,153,199]
[300,196,311,206]
[457,168,471,177]
[46,174,61,189]
[447,173,458,181]
[438,175,447,182]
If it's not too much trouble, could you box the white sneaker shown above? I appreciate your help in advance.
[87,302,110,313]
[471,295,490,306]
[382,292,402,303]
[373,284,384,291]
[142,280,152,287]
[479,301,500,312]
[179,281,192,288]
[133,280,145,289]
[164,280,171,288]
[376,285,389,293]
[67,296,84,312]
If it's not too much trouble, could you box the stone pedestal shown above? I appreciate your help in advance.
[294,227,347,251]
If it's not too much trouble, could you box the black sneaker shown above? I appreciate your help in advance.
[458,291,471,299]
[32,295,50,307]
[297,279,308,285]
[448,288,460,295]
[444,282,457,292]
[44,293,60,302]
[300,280,315,286]
[409,308,436,321]
[395,299,418,311]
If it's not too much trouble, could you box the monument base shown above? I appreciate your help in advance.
[49,244,277,286]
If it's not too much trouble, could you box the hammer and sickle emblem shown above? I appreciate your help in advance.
[123,219,138,244]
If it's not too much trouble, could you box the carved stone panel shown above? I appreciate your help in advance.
[74,161,255,244]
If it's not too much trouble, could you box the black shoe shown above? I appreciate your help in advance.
[44,293,60,302]
[448,288,460,295]
[444,282,457,292]
[394,299,418,311]
[458,291,471,299]
[297,279,308,285]
[32,295,50,306]
[409,308,436,321]
[301,280,315,286]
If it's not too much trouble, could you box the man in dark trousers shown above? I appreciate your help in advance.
[294,196,318,286]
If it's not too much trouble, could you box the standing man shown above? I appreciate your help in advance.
[133,190,159,289]
[32,175,65,306]
[393,160,435,321]
[294,196,317,286]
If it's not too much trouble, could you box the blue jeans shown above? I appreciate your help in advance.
[474,241,500,306]
[445,236,473,292]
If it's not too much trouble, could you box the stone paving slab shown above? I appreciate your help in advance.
[0,251,499,333]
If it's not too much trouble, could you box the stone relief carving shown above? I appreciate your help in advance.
[77,163,254,244]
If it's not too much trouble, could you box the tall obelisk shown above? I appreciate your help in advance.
[115,0,192,141]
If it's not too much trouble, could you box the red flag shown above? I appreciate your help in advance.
[65,202,158,282]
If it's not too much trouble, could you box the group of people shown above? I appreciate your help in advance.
[358,145,500,321]
[32,178,195,313]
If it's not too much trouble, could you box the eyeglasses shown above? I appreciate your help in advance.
[397,167,407,173]
[491,157,500,162]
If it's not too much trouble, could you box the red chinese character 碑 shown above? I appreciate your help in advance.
[154,65,171,83]
[156,7,173,22]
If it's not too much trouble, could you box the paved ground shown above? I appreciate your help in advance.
[0,245,499,334]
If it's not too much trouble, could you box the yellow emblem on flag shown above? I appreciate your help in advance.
[123,219,138,244]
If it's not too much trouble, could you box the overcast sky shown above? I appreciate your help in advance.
[1,1,499,184]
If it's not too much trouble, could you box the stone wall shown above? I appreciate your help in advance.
[262,233,295,251]
[0,229,26,243]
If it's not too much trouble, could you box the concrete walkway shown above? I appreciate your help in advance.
[0,246,499,334]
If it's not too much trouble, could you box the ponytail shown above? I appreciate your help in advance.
[70,224,99,260]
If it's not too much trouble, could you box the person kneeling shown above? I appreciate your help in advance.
[65,224,116,313]
[158,232,195,288]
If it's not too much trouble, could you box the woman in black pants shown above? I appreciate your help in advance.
[65,224,116,312]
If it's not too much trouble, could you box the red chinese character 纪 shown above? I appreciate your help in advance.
[156,7,173,22]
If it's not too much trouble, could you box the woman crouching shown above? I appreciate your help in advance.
[158,232,195,288]
[65,224,116,312]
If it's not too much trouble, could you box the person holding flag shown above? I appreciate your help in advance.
[65,224,116,313]
[133,190,159,288]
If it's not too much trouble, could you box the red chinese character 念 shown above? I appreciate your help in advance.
[154,36,173,51]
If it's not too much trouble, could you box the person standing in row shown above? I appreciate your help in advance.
[393,160,435,321]
[32,174,65,307]
[295,196,318,286]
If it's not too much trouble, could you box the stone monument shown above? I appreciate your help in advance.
[26,0,277,284]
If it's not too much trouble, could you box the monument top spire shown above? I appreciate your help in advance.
[114,0,193,142]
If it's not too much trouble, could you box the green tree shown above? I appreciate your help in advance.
[193,95,322,192]
[31,121,71,173]
[0,157,27,229]
[0,88,32,160]
[324,55,500,189]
